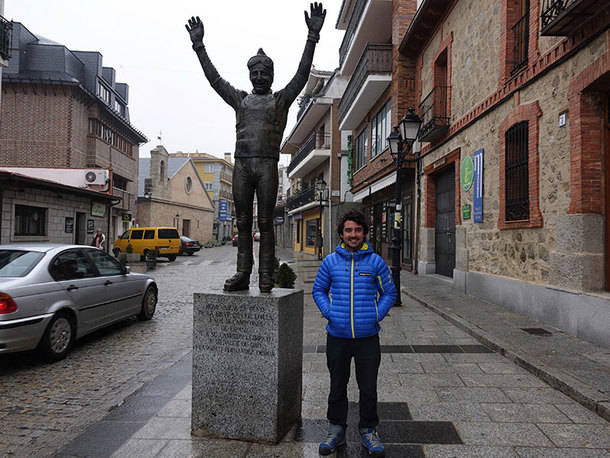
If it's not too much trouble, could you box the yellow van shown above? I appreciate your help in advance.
[113,227,180,261]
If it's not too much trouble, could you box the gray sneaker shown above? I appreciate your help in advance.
[319,423,346,455]
[359,427,385,457]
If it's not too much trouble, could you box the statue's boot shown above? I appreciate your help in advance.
[224,272,250,291]
[259,272,274,293]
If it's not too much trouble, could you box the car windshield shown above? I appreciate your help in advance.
[0,250,44,277]
[181,236,192,242]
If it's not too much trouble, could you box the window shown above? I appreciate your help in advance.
[160,161,165,183]
[306,220,317,247]
[49,250,97,281]
[0,250,44,277]
[120,230,130,240]
[114,100,125,116]
[86,249,122,276]
[505,121,529,221]
[205,164,215,173]
[130,230,144,240]
[511,0,530,74]
[371,101,391,157]
[88,118,132,156]
[144,230,155,239]
[158,228,179,239]
[15,205,47,236]
[97,82,111,105]
[353,128,368,171]
[185,176,193,193]
[205,182,213,191]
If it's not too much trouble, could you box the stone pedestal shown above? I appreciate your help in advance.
[191,288,304,444]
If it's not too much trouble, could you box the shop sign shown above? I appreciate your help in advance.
[87,219,95,233]
[91,202,106,217]
[473,149,484,223]
[462,204,471,220]
[274,216,284,225]
[122,213,132,222]
[433,157,446,169]
[461,155,474,191]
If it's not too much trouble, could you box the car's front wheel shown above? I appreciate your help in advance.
[138,286,157,321]
[39,312,74,362]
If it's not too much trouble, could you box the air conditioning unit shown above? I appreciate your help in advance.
[84,169,109,185]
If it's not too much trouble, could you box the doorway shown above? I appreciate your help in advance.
[435,167,456,277]
[75,212,87,245]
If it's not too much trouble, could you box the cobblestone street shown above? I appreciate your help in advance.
[0,245,237,457]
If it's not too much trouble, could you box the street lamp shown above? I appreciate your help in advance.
[387,107,422,306]
[315,177,327,260]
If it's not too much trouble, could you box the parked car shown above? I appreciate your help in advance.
[179,236,201,256]
[232,234,238,246]
[0,244,158,361]
[113,227,180,261]
[253,231,260,242]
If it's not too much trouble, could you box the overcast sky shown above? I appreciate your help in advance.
[5,0,345,164]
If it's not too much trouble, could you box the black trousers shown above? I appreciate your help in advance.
[326,333,381,429]
[232,157,278,275]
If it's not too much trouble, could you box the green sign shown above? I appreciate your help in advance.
[461,155,474,191]
[462,204,471,220]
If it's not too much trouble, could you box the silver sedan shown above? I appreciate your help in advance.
[0,243,158,361]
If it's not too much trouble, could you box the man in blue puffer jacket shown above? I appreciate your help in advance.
[313,210,396,457]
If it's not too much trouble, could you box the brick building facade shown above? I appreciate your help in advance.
[0,23,147,245]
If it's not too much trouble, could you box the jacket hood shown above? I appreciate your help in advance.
[335,239,373,258]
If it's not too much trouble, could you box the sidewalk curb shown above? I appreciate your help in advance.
[402,286,610,422]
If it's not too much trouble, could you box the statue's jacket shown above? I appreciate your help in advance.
[313,241,397,339]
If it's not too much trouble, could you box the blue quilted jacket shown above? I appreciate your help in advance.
[312,240,397,339]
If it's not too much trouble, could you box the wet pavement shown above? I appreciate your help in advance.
[0,244,608,457]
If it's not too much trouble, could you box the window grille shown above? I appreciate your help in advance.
[511,1,530,74]
[505,121,529,221]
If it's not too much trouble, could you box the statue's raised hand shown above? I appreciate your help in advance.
[186,16,204,44]
[305,2,326,35]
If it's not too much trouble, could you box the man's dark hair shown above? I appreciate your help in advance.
[337,210,369,237]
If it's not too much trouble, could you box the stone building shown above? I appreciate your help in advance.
[400,0,609,346]
[0,22,147,243]
[0,167,113,246]
[137,146,214,244]
[174,152,234,242]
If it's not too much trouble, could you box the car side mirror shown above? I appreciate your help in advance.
[122,266,131,275]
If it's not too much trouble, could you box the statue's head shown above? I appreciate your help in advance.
[247,48,274,94]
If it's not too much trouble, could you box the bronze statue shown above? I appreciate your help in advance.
[186,3,326,293]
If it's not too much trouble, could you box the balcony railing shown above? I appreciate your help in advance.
[338,43,393,125]
[418,86,450,143]
[287,132,331,175]
[297,96,312,121]
[511,13,529,75]
[112,187,135,211]
[286,186,316,211]
[0,16,12,61]
[541,0,600,35]
[339,0,367,68]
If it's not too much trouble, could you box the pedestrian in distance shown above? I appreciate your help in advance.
[312,210,397,457]
[91,228,105,249]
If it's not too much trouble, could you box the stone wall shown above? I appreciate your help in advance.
[417,28,607,287]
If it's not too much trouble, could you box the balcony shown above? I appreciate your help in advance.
[338,0,393,75]
[541,0,605,36]
[418,86,450,143]
[0,15,12,62]
[338,43,392,130]
[287,132,331,179]
[286,186,316,212]
[112,187,135,211]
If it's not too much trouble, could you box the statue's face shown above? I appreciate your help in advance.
[249,66,273,94]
